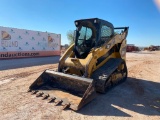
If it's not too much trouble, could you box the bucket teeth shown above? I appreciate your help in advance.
[48,97,56,103]
[54,99,63,106]
[42,94,50,100]
[61,98,70,110]
[62,103,70,110]
[36,92,44,97]
[27,89,32,92]
[31,90,38,95]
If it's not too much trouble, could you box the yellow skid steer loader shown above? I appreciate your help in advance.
[28,18,129,111]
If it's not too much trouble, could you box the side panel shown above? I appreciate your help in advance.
[120,39,127,60]
[87,32,128,77]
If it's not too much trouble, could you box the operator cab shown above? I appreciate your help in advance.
[74,18,114,58]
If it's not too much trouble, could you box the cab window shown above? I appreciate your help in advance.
[101,25,112,37]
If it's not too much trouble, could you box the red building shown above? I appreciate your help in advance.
[127,44,139,52]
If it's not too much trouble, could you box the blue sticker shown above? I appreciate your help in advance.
[31,37,35,40]
[42,37,46,41]
[18,47,22,50]
[32,47,35,50]
[25,31,29,35]
[25,42,29,46]
[18,36,22,40]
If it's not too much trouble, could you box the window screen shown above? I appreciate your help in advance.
[101,25,112,37]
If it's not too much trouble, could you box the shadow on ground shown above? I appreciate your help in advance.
[78,77,160,117]
[0,56,60,70]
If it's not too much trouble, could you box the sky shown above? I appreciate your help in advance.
[0,0,160,46]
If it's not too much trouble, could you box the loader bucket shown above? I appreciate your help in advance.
[28,70,97,111]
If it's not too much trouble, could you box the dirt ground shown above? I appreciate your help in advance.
[0,51,160,120]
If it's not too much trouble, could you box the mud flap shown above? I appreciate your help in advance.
[28,70,97,111]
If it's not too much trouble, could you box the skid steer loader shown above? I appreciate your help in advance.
[28,18,129,111]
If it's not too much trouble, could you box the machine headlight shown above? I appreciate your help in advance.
[75,22,78,25]
[94,19,97,23]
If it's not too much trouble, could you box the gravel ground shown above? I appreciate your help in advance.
[0,51,160,120]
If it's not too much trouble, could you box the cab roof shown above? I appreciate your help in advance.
[74,18,114,29]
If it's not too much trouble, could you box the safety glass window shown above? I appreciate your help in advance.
[101,26,112,37]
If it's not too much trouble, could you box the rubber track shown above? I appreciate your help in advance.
[91,58,124,93]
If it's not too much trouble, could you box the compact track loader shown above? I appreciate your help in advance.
[28,18,129,111]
